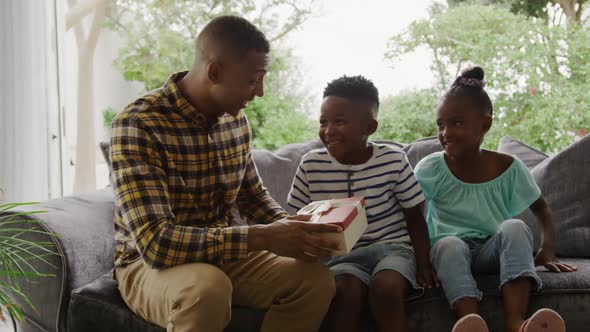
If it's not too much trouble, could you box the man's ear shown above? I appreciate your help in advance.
[482,114,492,134]
[207,61,222,83]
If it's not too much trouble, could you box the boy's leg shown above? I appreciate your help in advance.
[221,250,336,332]
[116,258,233,332]
[369,244,420,332]
[430,236,482,316]
[471,219,542,332]
[321,274,368,332]
[369,270,409,332]
[321,243,385,332]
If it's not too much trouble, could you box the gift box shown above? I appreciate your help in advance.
[297,197,367,256]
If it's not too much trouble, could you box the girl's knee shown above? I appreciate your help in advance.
[432,236,469,258]
[499,219,532,241]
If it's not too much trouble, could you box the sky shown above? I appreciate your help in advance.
[284,0,437,109]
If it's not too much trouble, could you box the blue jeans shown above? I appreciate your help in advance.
[327,242,424,299]
[430,219,542,306]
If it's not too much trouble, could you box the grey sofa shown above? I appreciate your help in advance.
[2,136,589,332]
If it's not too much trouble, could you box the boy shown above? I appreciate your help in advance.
[287,75,438,332]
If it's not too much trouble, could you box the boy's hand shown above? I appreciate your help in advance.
[417,262,440,288]
[534,247,577,272]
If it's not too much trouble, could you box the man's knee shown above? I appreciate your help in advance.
[294,261,336,301]
[171,263,233,313]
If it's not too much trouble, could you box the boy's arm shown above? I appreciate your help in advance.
[403,204,440,288]
[287,163,312,212]
[530,197,577,272]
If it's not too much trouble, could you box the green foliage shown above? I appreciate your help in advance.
[448,0,588,21]
[0,204,58,324]
[252,108,317,149]
[448,0,549,18]
[106,0,317,150]
[373,89,439,143]
[102,107,117,129]
[385,4,590,153]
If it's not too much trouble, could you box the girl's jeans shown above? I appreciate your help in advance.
[430,219,542,306]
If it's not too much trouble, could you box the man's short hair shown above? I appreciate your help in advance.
[323,75,380,115]
[197,15,270,58]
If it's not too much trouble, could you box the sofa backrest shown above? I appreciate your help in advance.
[2,188,115,332]
[516,135,590,257]
[101,134,590,257]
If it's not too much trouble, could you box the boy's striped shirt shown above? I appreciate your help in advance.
[287,143,425,248]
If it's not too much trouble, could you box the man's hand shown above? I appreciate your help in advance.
[417,262,440,288]
[248,218,343,261]
[534,247,577,272]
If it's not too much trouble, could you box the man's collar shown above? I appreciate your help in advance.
[163,71,210,127]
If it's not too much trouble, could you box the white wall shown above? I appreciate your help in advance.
[0,0,62,203]
[61,21,143,194]
[0,0,144,201]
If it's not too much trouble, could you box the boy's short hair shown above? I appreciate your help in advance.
[323,75,380,115]
[197,15,270,58]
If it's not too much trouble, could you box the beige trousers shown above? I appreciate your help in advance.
[115,251,335,332]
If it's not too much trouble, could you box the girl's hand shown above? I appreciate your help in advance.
[534,247,577,272]
[417,263,441,288]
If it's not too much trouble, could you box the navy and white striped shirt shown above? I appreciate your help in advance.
[287,143,425,248]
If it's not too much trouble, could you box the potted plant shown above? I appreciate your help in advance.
[0,202,58,331]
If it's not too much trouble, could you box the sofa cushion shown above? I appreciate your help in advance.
[68,262,590,332]
[68,273,265,332]
[406,258,590,331]
[5,188,116,332]
[498,136,549,169]
[402,136,443,167]
[519,136,590,257]
[100,141,110,169]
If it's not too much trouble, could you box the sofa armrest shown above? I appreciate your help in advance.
[0,188,115,332]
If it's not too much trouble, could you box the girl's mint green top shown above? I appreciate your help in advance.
[414,151,541,244]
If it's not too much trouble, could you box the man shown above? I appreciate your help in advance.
[110,15,341,332]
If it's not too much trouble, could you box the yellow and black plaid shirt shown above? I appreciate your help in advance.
[111,72,287,269]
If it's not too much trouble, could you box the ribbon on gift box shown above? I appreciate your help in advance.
[297,198,365,224]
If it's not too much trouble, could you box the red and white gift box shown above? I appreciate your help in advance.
[297,197,368,256]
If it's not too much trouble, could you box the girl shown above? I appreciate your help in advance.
[414,67,577,332]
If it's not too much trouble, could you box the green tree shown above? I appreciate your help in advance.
[448,0,588,22]
[373,89,439,143]
[384,4,590,153]
[106,0,318,150]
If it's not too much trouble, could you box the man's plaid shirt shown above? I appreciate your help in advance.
[111,72,287,269]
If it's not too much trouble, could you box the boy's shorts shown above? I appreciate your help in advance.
[327,242,424,299]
